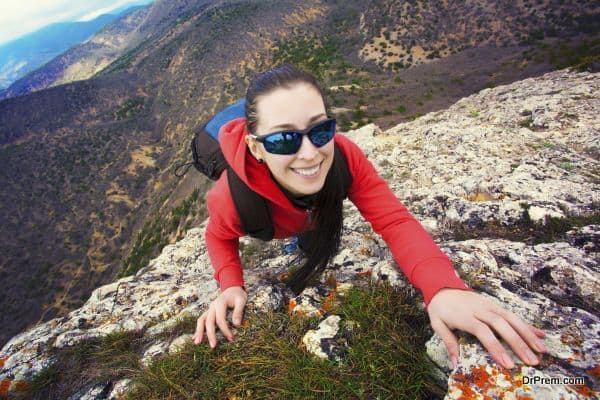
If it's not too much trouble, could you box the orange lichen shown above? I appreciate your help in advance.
[0,379,11,397]
[362,233,374,241]
[470,365,493,393]
[451,371,480,399]
[0,356,7,369]
[295,309,308,318]
[359,247,372,256]
[356,270,372,278]
[278,271,290,281]
[571,384,596,397]
[13,380,28,393]
[587,365,600,377]
[288,298,297,313]
[570,349,583,361]
[452,364,533,399]
[466,191,497,202]
[322,291,337,311]
[537,352,559,368]
[560,332,582,348]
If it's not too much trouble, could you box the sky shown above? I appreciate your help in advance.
[0,0,154,45]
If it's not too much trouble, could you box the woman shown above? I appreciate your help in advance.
[192,64,547,370]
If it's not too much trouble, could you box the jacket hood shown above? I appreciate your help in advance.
[218,117,292,207]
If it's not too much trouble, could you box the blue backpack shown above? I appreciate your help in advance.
[174,98,352,241]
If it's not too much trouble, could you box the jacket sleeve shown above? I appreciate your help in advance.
[340,136,473,307]
[205,174,246,292]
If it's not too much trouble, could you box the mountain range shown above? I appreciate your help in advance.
[0,4,151,96]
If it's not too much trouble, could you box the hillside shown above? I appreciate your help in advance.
[0,0,598,353]
[0,68,597,399]
[359,0,600,69]
[0,5,151,101]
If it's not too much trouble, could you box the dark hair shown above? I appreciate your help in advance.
[245,63,343,295]
[245,64,328,134]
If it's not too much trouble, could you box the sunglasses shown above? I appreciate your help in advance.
[249,117,336,155]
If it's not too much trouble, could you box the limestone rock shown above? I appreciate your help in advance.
[108,379,132,400]
[301,315,349,363]
[67,383,110,400]
[427,236,599,398]
[168,334,194,354]
[141,342,169,368]
[251,283,288,313]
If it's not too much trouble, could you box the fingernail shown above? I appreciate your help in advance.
[536,328,546,337]
[525,349,538,364]
[451,355,458,369]
[502,354,515,369]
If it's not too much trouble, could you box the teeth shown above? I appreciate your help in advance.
[294,164,320,176]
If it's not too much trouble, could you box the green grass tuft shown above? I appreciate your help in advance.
[25,329,144,399]
[126,280,444,399]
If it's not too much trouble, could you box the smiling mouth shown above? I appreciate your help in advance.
[291,160,323,177]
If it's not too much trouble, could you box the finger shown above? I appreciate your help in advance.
[531,326,546,339]
[232,295,247,326]
[469,318,515,369]
[477,310,539,366]
[431,318,459,369]
[192,313,206,344]
[193,314,206,345]
[493,307,547,353]
[206,307,218,348]
[215,302,234,342]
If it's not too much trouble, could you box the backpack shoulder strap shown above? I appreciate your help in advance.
[227,167,274,241]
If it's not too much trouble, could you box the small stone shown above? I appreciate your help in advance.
[168,334,193,354]
[141,342,169,367]
[302,315,346,362]
[108,378,132,400]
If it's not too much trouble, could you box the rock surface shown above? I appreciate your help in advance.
[1,69,598,399]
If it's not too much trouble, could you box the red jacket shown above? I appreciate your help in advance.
[205,118,472,307]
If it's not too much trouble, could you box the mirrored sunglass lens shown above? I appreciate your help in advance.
[264,132,301,154]
[309,120,335,146]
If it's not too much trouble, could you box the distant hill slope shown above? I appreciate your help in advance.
[0,0,597,351]
[0,14,123,90]
[0,5,151,101]
[359,0,600,70]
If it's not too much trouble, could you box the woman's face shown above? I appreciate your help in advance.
[246,82,335,197]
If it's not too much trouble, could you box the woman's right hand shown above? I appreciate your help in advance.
[192,286,248,348]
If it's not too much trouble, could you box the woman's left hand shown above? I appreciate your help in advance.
[426,288,547,370]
